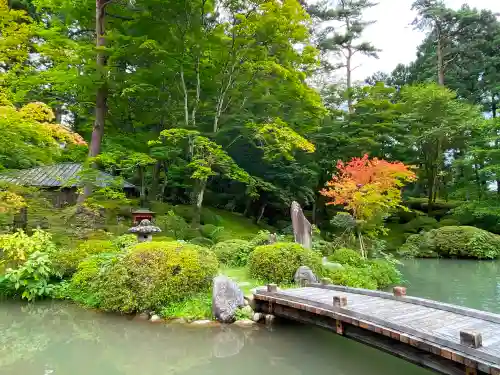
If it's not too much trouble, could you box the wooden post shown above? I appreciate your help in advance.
[333,295,347,308]
[393,286,407,297]
[267,284,278,293]
[336,320,344,335]
[465,367,477,375]
[460,330,482,348]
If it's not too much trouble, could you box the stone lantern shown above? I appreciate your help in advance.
[128,219,161,242]
[132,208,155,225]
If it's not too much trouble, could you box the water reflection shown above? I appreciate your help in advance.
[0,301,432,375]
[401,258,500,313]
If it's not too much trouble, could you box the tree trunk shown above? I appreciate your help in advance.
[436,36,445,86]
[138,165,146,206]
[78,0,107,204]
[346,46,353,113]
[192,179,207,227]
[256,203,266,224]
[149,161,162,202]
[243,198,252,217]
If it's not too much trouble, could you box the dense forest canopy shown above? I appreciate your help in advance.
[2,0,500,235]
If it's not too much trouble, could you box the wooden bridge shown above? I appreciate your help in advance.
[252,282,500,375]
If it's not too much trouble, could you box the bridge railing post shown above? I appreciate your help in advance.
[333,295,347,308]
[267,284,278,293]
[460,330,482,348]
[393,286,407,297]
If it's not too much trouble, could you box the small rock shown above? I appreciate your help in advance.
[150,314,162,323]
[136,312,150,321]
[190,320,213,326]
[212,275,245,323]
[244,299,249,306]
[245,295,257,310]
[294,265,318,286]
[252,312,263,322]
[265,314,275,325]
[233,319,256,327]
[170,318,187,324]
[323,259,344,271]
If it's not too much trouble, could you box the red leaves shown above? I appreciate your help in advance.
[320,154,416,220]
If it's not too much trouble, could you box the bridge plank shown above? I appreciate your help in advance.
[254,285,500,371]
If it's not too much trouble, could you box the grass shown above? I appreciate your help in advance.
[161,292,212,320]
[206,208,271,239]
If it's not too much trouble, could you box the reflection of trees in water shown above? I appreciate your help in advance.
[402,259,500,313]
[0,302,258,375]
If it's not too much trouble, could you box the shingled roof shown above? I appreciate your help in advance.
[0,163,135,189]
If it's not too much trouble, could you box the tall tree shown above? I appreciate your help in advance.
[308,0,379,112]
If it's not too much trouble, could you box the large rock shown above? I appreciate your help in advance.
[294,266,318,286]
[212,276,245,323]
[290,201,312,249]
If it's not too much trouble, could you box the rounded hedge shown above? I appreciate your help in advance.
[399,226,500,259]
[328,248,364,267]
[69,241,218,313]
[212,239,252,267]
[248,242,323,284]
[51,239,117,277]
[326,266,377,290]
[189,237,214,248]
[402,216,438,233]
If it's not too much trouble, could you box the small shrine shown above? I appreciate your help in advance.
[132,208,155,225]
[128,219,161,242]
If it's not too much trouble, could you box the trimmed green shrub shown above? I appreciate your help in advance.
[212,239,252,267]
[70,241,218,313]
[189,237,214,248]
[402,216,438,233]
[326,266,377,290]
[200,224,218,238]
[399,226,500,259]
[438,218,461,227]
[248,242,323,284]
[155,211,200,240]
[328,248,364,267]
[249,230,271,247]
[200,210,223,226]
[51,239,117,277]
[367,260,401,289]
[112,234,137,250]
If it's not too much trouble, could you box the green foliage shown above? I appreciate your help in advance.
[367,260,402,289]
[438,218,461,227]
[70,241,218,313]
[248,242,323,284]
[51,239,117,277]
[328,248,364,267]
[402,216,438,233]
[112,234,137,250]
[156,211,198,240]
[326,266,378,290]
[200,224,220,239]
[1,251,58,301]
[249,230,272,247]
[161,292,212,321]
[212,240,253,267]
[399,226,500,259]
[0,229,56,268]
[312,239,336,256]
[188,237,214,248]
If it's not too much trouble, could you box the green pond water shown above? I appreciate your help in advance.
[1,259,499,375]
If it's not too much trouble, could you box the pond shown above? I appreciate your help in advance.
[2,258,499,375]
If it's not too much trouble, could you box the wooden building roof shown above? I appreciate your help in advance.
[0,163,135,189]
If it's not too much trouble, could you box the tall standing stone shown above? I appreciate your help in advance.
[290,201,312,249]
